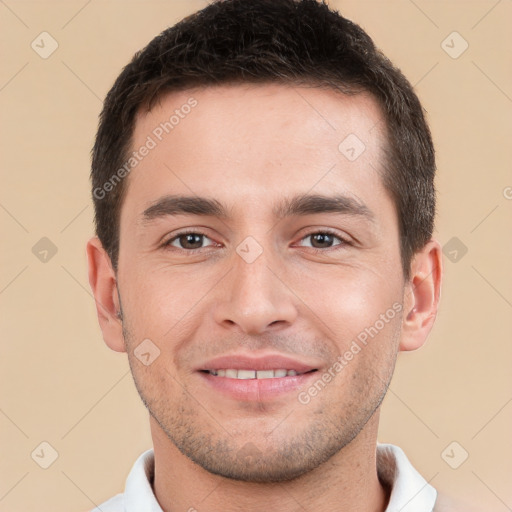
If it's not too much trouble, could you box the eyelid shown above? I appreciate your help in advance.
[162,229,219,250]
[294,229,352,249]
[161,228,353,252]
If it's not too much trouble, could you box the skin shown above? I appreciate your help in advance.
[87,83,442,512]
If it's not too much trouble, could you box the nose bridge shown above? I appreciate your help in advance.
[212,240,298,334]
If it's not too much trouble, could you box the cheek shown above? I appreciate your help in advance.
[120,267,204,341]
[293,263,400,345]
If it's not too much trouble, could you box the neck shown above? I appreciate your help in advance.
[150,412,389,512]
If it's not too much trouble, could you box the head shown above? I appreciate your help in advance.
[87,0,442,483]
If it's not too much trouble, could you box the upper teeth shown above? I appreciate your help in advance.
[208,369,302,379]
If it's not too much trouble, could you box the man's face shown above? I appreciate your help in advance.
[116,84,406,482]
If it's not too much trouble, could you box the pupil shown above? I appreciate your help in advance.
[182,234,203,249]
[312,233,332,248]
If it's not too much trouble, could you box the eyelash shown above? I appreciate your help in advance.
[162,229,351,254]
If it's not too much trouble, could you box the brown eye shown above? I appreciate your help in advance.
[310,233,335,248]
[178,233,204,249]
[166,232,214,250]
[298,231,347,250]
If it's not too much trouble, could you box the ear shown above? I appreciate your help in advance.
[399,239,443,352]
[86,237,126,353]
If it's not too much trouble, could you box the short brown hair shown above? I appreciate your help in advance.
[91,0,436,281]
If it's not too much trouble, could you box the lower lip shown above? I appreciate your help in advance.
[197,371,318,401]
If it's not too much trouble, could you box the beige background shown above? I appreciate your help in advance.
[1,1,511,511]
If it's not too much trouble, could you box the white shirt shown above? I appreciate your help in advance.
[91,443,439,512]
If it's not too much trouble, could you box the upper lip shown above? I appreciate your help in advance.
[197,353,320,373]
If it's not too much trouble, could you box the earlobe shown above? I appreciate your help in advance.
[86,237,126,353]
[399,239,443,352]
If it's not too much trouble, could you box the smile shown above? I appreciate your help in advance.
[204,369,317,379]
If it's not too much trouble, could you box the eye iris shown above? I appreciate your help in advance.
[180,233,203,249]
[311,233,334,248]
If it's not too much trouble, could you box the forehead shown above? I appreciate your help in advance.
[123,83,388,222]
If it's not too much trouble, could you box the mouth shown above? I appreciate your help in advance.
[200,368,318,379]
[195,352,323,401]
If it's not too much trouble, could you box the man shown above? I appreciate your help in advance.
[86,0,457,510]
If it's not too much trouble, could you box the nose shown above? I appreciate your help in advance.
[212,247,298,335]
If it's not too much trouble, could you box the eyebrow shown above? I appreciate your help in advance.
[274,193,375,222]
[141,193,375,224]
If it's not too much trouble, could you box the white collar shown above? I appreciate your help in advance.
[377,443,437,511]
[97,443,437,511]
